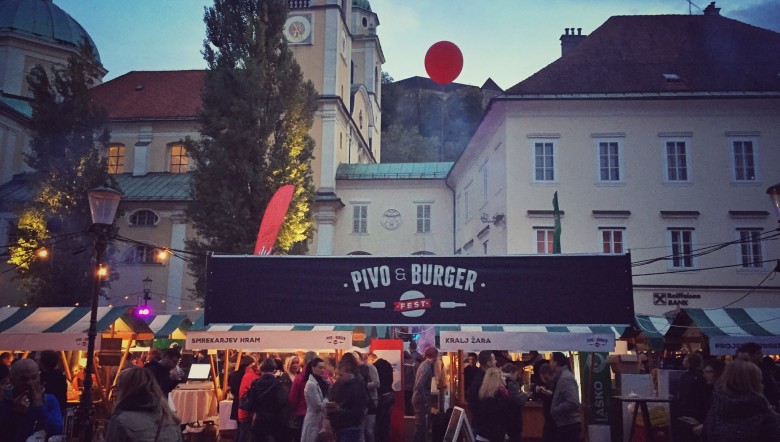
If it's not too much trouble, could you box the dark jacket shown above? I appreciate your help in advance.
[40,369,67,415]
[242,373,289,433]
[505,378,528,441]
[374,358,394,395]
[678,368,709,421]
[228,368,244,421]
[327,375,368,431]
[705,389,780,442]
[476,388,510,442]
[144,360,177,396]
[0,388,63,442]
[466,369,486,429]
[105,392,182,442]
[550,368,581,427]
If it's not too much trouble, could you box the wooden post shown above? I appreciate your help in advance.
[108,337,134,401]
[209,354,221,401]
[222,349,231,401]
[234,350,243,371]
[21,351,29,359]
[60,351,72,382]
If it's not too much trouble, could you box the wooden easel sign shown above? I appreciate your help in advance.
[443,406,474,442]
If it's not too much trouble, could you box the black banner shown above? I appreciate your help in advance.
[204,254,634,326]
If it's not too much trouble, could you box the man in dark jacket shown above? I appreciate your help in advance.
[0,359,63,442]
[242,357,289,441]
[738,342,780,410]
[466,350,496,435]
[369,353,394,442]
[327,356,368,442]
[38,350,67,416]
[143,348,181,396]
[412,347,439,442]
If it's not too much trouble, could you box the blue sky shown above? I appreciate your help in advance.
[57,0,780,90]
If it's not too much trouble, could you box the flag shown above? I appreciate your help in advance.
[254,184,295,255]
[552,191,562,254]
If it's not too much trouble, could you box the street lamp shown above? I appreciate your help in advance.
[768,182,780,224]
[78,187,120,442]
[137,276,153,316]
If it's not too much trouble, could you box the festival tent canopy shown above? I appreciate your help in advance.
[677,308,780,356]
[635,314,676,350]
[0,306,152,350]
[143,314,190,339]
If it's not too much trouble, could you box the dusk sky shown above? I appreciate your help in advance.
[56,0,780,90]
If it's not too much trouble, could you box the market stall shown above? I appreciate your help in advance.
[674,307,780,356]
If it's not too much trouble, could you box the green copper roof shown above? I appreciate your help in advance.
[0,0,101,62]
[336,162,452,180]
[352,0,371,12]
[114,173,191,201]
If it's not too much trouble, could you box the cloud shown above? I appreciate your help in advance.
[724,1,780,32]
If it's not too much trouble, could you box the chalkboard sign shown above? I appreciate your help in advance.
[443,406,474,442]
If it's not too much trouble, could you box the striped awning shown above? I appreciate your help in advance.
[0,306,131,333]
[683,308,780,355]
[0,306,139,351]
[635,315,676,349]
[144,314,190,339]
[684,308,780,337]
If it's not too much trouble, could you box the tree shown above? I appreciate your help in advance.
[185,0,319,300]
[380,124,439,163]
[9,43,115,306]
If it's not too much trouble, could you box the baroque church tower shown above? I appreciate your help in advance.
[283,0,384,255]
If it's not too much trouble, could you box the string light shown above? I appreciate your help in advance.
[97,265,108,277]
[157,249,169,261]
[36,248,49,258]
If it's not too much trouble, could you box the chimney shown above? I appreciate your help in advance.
[703,2,720,16]
[560,27,587,57]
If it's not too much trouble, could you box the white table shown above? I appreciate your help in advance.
[219,399,238,430]
[170,388,217,423]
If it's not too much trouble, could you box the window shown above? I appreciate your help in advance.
[732,140,757,182]
[669,229,694,268]
[664,140,690,182]
[482,240,489,255]
[108,144,125,174]
[597,141,621,182]
[129,210,159,226]
[123,245,165,265]
[738,228,763,268]
[464,187,471,221]
[169,144,188,173]
[536,228,555,254]
[416,204,431,233]
[352,205,368,233]
[534,142,555,181]
[600,228,625,254]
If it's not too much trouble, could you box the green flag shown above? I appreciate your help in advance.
[553,191,562,254]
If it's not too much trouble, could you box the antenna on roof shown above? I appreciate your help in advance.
[685,0,703,15]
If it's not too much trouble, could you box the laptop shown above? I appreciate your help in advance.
[187,363,211,381]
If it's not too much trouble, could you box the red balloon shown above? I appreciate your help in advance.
[424,41,463,85]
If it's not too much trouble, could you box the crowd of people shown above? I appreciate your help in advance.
[1,341,780,441]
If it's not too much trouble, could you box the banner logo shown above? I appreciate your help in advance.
[325,335,348,345]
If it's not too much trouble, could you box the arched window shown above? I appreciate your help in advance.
[122,245,165,265]
[411,251,435,256]
[347,251,372,255]
[128,209,159,226]
[359,110,363,129]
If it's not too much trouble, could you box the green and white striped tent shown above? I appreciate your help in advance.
[143,314,190,339]
[187,317,625,352]
[0,306,149,351]
[682,308,780,355]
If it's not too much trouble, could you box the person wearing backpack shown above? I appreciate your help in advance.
[241,357,290,442]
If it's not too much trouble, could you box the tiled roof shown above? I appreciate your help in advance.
[336,162,453,180]
[393,76,474,92]
[89,70,205,120]
[114,173,191,201]
[506,15,780,95]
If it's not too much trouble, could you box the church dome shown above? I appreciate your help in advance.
[352,0,371,12]
[0,0,101,63]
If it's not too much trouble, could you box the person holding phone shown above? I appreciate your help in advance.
[0,359,63,442]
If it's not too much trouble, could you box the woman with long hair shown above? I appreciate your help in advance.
[301,358,331,442]
[281,355,303,441]
[105,367,182,441]
[705,359,780,442]
[475,367,510,442]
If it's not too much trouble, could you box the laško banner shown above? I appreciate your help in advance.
[204,254,634,326]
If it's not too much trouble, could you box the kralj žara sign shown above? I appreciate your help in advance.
[204,254,634,326]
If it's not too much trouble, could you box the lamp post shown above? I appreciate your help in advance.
[78,187,121,442]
